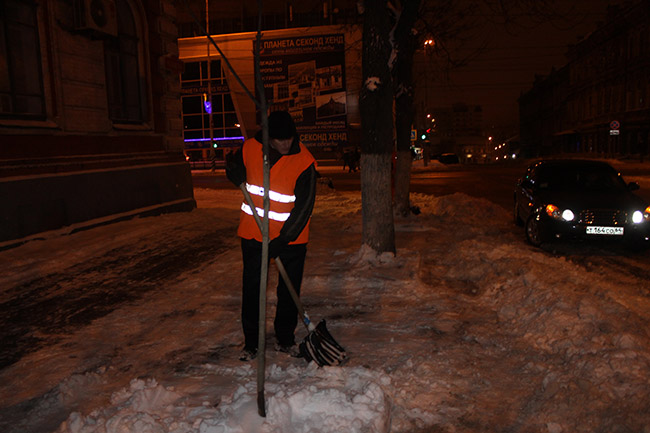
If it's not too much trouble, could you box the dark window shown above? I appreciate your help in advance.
[212,94,223,112]
[0,0,45,118]
[181,62,200,82]
[183,114,203,130]
[179,60,243,144]
[104,0,144,123]
[224,112,238,127]
[213,112,224,128]
[225,127,240,137]
[184,130,204,140]
[223,93,235,111]
[182,95,202,114]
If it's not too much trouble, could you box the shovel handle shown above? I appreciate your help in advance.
[239,184,314,331]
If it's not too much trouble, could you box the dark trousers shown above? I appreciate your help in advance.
[241,238,307,350]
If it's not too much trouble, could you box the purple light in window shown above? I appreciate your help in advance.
[184,137,245,142]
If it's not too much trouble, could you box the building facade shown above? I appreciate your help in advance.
[519,1,650,159]
[424,103,488,162]
[0,0,195,245]
[178,24,362,162]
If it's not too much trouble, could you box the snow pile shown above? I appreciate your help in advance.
[485,249,650,431]
[57,365,391,433]
[60,378,182,433]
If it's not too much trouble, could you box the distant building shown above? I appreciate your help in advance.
[425,104,488,162]
[0,0,194,245]
[519,1,650,158]
[519,67,570,157]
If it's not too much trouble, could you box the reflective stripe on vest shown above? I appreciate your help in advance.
[237,137,315,243]
[245,182,296,204]
[240,202,291,222]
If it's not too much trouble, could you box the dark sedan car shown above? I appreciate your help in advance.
[513,159,650,249]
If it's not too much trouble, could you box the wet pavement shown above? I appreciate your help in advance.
[0,225,236,370]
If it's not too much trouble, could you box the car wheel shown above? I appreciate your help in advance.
[513,200,524,226]
[525,213,546,247]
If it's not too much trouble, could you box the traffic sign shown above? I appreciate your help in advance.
[610,120,620,130]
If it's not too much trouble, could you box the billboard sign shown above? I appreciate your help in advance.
[257,34,347,149]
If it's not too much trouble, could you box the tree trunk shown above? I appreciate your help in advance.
[393,93,414,217]
[392,0,421,217]
[360,153,394,253]
[359,0,395,254]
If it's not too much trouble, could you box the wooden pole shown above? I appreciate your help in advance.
[254,0,270,417]
[178,0,269,417]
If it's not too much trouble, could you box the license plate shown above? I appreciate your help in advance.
[586,226,624,235]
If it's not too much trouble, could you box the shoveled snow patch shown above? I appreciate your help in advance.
[348,244,397,268]
[57,364,392,433]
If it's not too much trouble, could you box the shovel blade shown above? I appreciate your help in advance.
[299,320,347,367]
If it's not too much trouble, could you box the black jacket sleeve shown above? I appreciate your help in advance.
[279,163,317,243]
[225,148,246,187]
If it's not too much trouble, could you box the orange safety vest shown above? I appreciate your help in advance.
[237,137,315,244]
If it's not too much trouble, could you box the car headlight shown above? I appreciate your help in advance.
[632,207,650,224]
[561,209,575,221]
[545,204,574,221]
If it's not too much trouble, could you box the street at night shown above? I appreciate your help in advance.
[194,157,650,219]
[2,162,650,432]
[2,0,650,432]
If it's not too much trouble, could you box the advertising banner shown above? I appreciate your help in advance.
[258,33,347,150]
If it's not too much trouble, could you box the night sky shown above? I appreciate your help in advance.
[187,0,627,133]
[417,0,626,132]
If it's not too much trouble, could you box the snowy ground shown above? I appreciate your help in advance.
[1,171,650,433]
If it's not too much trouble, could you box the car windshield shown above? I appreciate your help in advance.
[536,164,626,192]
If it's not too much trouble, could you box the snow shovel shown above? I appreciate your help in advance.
[239,183,347,367]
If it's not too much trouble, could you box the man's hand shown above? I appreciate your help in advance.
[226,150,246,186]
[268,236,288,259]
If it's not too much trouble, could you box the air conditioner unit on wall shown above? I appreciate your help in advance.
[74,0,118,37]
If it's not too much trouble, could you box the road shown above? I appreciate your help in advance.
[192,161,527,211]
[193,159,650,212]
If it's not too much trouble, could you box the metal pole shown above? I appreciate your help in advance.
[206,0,215,171]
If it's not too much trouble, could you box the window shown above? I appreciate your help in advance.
[104,0,145,123]
[180,59,243,143]
[0,0,45,118]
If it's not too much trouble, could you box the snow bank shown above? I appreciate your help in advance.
[57,365,392,433]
